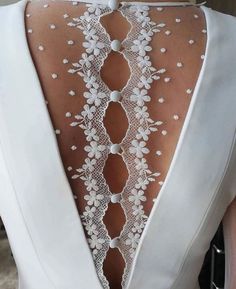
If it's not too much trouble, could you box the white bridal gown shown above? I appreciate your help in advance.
[0,0,236,289]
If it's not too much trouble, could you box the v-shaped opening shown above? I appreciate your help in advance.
[20,1,210,289]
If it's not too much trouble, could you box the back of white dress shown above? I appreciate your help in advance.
[0,1,236,289]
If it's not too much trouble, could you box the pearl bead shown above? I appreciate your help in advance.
[110,91,121,102]
[71,145,77,151]
[158,97,165,103]
[175,18,181,23]
[110,237,119,248]
[108,0,119,10]
[65,112,72,117]
[186,88,192,94]
[111,193,121,203]
[67,166,73,171]
[189,39,195,45]
[38,45,44,51]
[177,62,183,68]
[110,143,121,154]
[51,73,58,79]
[173,114,179,120]
[111,39,121,52]
[50,24,56,30]
[67,40,74,45]
[69,90,76,96]
[156,150,162,156]
[161,130,167,135]
[55,129,61,134]
[63,58,69,64]
[165,30,171,36]
[28,29,33,33]
[160,48,167,53]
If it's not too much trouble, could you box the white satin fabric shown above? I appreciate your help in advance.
[0,1,236,289]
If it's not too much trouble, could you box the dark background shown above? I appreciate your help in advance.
[198,0,236,16]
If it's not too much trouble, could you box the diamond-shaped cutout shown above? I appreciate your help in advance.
[100,10,131,41]
[103,102,128,144]
[103,247,125,289]
[101,52,131,91]
[103,153,128,194]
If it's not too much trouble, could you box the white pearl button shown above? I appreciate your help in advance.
[111,40,121,52]
[110,237,119,248]
[111,193,122,203]
[110,143,121,154]
[108,0,119,10]
[110,91,121,102]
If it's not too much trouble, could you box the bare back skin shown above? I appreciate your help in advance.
[25,1,207,288]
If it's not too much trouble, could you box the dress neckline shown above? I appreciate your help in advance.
[56,0,207,7]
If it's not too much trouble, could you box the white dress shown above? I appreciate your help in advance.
[0,0,236,289]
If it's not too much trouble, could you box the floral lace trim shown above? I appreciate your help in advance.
[65,3,167,288]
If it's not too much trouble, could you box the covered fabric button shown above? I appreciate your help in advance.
[110,237,120,248]
[110,90,121,102]
[108,0,119,10]
[111,193,122,203]
[110,143,121,154]
[111,39,121,52]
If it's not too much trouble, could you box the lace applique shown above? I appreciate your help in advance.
[66,3,167,288]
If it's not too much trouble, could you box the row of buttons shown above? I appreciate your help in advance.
[108,0,122,252]
[108,0,120,10]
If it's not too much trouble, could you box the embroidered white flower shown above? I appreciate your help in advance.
[132,204,145,217]
[83,70,99,89]
[132,221,145,234]
[131,39,152,56]
[137,55,151,70]
[139,28,154,41]
[129,139,149,158]
[85,220,99,236]
[83,205,96,218]
[81,122,99,142]
[84,191,104,207]
[134,158,148,172]
[80,53,94,68]
[83,27,98,41]
[83,39,105,56]
[81,104,96,120]
[135,177,149,190]
[88,234,105,251]
[84,88,106,106]
[84,176,99,191]
[136,126,151,141]
[125,232,140,249]
[84,141,106,159]
[87,3,106,16]
[134,106,149,124]
[137,75,153,89]
[130,88,151,106]
[128,188,147,205]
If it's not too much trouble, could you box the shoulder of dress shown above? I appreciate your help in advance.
[0,0,28,21]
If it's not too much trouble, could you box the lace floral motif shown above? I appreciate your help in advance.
[66,3,167,288]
